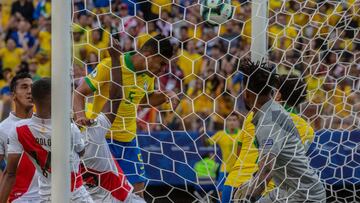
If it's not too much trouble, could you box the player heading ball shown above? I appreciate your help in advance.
[73,35,179,197]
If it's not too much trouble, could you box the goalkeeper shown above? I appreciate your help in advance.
[222,74,317,202]
[73,35,178,197]
[229,60,325,202]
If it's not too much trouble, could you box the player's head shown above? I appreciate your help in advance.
[275,74,307,109]
[139,34,173,75]
[226,113,240,131]
[10,72,33,110]
[240,59,278,111]
[32,78,51,111]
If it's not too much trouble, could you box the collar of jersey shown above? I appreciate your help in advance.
[284,104,299,114]
[32,115,51,125]
[124,51,136,72]
[9,112,22,121]
[225,128,238,135]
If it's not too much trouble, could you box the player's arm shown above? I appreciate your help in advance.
[140,90,180,110]
[239,123,283,200]
[101,41,123,124]
[247,153,275,198]
[0,153,21,203]
[73,58,111,126]
[73,79,94,126]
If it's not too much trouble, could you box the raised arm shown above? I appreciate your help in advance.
[101,41,123,124]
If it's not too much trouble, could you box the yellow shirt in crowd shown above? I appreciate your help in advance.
[0,47,24,70]
[208,129,241,173]
[176,50,203,85]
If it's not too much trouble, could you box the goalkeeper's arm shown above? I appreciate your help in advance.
[246,153,275,198]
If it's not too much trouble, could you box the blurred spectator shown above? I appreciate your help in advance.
[11,0,34,22]
[0,38,25,71]
[176,40,203,87]
[0,68,12,96]
[9,20,36,49]
[28,59,41,81]
[33,0,51,20]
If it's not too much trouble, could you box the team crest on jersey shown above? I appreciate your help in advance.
[90,68,98,78]
[144,81,148,90]
[263,138,273,147]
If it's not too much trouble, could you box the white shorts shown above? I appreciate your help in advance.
[12,197,41,203]
[90,191,145,203]
[39,186,93,203]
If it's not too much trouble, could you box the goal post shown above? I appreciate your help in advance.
[51,0,72,201]
[251,0,268,62]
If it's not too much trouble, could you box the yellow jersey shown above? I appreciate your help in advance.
[225,111,315,188]
[84,52,154,142]
[208,129,240,173]
[176,50,203,85]
[0,47,24,70]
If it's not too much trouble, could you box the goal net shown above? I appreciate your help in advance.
[71,0,360,202]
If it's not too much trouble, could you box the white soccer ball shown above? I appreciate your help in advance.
[200,0,233,25]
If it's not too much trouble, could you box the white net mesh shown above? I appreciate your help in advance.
[72,0,360,202]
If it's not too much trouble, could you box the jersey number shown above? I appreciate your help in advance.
[29,151,51,178]
[126,91,135,104]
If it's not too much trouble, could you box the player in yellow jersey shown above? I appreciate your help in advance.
[205,113,241,197]
[73,35,178,197]
[222,74,315,202]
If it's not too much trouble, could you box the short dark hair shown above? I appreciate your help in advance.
[228,112,240,119]
[140,34,173,59]
[32,78,51,103]
[240,59,278,96]
[278,74,307,107]
[10,72,32,93]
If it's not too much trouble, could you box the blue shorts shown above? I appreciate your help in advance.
[222,185,235,203]
[216,171,228,192]
[0,159,6,171]
[107,138,146,184]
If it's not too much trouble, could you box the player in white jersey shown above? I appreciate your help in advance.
[79,40,145,203]
[0,78,93,202]
[0,73,40,202]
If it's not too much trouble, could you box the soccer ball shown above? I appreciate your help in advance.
[200,0,233,25]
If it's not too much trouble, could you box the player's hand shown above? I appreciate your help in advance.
[75,117,94,127]
[234,182,250,203]
[165,91,180,110]
[108,38,121,59]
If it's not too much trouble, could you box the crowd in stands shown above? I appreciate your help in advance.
[0,0,359,132]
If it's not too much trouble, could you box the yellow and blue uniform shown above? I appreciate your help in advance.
[208,129,240,191]
[84,52,154,184]
[222,112,315,202]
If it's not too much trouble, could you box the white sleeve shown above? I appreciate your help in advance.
[88,114,111,144]
[0,130,6,155]
[7,127,23,154]
[71,124,85,154]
